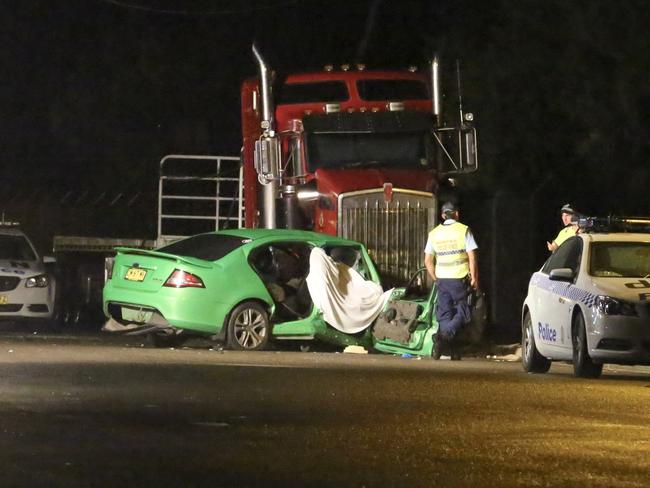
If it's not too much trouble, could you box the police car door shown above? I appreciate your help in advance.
[536,237,583,357]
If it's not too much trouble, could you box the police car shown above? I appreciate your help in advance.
[522,217,650,378]
[0,223,57,325]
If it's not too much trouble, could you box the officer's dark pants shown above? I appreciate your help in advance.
[435,278,471,340]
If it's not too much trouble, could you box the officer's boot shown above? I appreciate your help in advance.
[432,334,442,360]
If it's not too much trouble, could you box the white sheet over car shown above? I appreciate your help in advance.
[306,247,393,333]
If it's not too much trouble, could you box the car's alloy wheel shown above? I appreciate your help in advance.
[227,302,270,351]
[572,312,603,378]
[522,312,551,373]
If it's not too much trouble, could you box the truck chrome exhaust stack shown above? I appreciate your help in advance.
[430,54,441,126]
[252,43,274,131]
[252,44,279,229]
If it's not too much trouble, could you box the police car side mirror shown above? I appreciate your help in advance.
[43,256,56,264]
[549,268,574,282]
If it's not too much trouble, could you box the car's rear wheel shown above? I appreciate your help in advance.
[572,312,603,378]
[227,301,270,351]
[522,312,551,373]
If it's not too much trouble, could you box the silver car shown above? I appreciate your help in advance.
[0,226,56,324]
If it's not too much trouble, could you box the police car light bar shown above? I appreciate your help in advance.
[578,216,650,234]
[0,212,20,228]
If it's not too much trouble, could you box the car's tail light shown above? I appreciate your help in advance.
[25,274,49,288]
[163,269,205,288]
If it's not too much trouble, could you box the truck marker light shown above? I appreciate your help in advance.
[324,103,340,114]
[164,269,205,289]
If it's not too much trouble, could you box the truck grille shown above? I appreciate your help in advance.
[338,189,436,287]
[0,276,20,292]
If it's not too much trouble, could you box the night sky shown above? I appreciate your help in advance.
[2,0,649,220]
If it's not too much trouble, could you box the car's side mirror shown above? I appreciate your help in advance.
[549,268,574,282]
[43,256,56,264]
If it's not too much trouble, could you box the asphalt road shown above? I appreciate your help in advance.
[1,331,649,488]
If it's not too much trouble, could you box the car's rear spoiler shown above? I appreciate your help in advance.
[114,247,214,269]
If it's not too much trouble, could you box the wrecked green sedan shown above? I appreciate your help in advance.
[103,228,438,355]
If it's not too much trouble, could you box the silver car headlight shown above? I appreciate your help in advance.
[595,295,637,316]
[25,274,49,288]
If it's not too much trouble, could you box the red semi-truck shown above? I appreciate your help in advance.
[48,46,479,326]
[240,45,478,286]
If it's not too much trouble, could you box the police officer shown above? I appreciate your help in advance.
[424,202,479,360]
[547,203,577,252]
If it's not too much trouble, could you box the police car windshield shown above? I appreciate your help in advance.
[589,242,650,278]
[0,235,37,261]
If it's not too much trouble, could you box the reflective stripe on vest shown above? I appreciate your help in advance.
[429,222,469,279]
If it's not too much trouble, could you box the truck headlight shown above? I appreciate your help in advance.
[25,274,49,288]
[596,295,637,316]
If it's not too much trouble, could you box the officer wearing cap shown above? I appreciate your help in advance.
[424,202,479,360]
[547,203,577,252]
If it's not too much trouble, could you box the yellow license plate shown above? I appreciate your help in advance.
[125,267,147,282]
[0,295,7,305]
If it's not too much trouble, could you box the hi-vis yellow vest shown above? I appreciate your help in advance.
[429,222,470,279]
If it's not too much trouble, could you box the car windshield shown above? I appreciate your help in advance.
[0,235,37,261]
[589,242,650,278]
[158,234,246,261]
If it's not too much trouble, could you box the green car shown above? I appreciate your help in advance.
[103,228,438,355]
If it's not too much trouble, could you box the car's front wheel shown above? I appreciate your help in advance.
[522,312,551,373]
[227,301,271,351]
[572,311,603,378]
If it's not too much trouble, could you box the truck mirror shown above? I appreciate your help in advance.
[254,135,281,184]
[432,124,478,175]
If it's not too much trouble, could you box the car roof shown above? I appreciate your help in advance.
[211,228,361,246]
[580,232,650,243]
[0,227,27,237]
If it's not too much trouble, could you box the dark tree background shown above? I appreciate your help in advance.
[1,0,648,334]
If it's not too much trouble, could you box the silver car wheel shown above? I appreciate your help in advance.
[226,301,271,351]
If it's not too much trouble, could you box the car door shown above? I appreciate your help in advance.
[535,237,583,357]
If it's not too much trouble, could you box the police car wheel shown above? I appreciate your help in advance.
[571,312,603,379]
[522,312,551,373]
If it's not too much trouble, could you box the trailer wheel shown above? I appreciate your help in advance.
[226,301,270,351]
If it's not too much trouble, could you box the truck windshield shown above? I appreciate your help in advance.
[0,235,37,261]
[277,81,348,104]
[305,132,430,171]
[158,234,245,262]
[357,79,429,101]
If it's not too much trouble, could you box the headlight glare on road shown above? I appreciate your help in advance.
[25,274,49,288]
[595,295,636,316]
